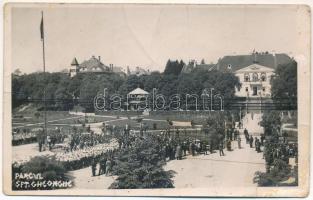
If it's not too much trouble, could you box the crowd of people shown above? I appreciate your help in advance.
[13,118,299,180]
[68,131,113,151]
[59,142,118,171]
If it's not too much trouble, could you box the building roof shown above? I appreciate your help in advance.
[181,64,194,73]
[235,63,275,73]
[71,57,79,66]
[195,64,216,71]
[217,53,293,72]
[130,66,150,76]
[79,56,110,72]
[128,88,149,95]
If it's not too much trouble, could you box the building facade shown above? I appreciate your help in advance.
[234,63,274,97]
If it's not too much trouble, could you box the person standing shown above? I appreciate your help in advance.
[255,138,258,151]
[244,128,248,136]
[255,138,259,152]
[91,159,97,177]
[175,144,182,160]
[229,129,232,141]
[260,134,264,146]
[105,159,112,176]
[237,136,241,149]
[98,157,106,176]
[244,128,249,144]
[189,142,195,156]
[219,142,225,156]
[226,139,232,151]
[182,141,187,156]
[249,135,254,148]
[209,140,214,154]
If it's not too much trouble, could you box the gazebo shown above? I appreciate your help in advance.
[127,88,149,111]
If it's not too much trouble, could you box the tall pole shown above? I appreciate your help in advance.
[41,11,47,144]
[239,106,242,125]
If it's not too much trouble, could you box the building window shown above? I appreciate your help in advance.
[252,72,258,82]
[227,64,232,69]
[244,73,250,82]
[261,73,266,81]
[262,87,266,92]
[245,87,248,92]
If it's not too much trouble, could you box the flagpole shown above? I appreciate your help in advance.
[41,11,47,146]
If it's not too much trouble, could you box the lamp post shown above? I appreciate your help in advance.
[239,105,242,127]
[259,91,262,113]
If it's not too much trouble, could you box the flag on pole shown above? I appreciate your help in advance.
[40,12,44,40]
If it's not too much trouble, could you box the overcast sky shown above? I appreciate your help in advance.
[10,4,304,73]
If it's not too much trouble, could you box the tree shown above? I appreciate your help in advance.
[271,61,297,110]
[55,87,73,110]
[13,68,22,76]
[260,111,281,136]
[163,59,184,75]
[110,135,175,189]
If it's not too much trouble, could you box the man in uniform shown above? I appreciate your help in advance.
[91,159,97,177]
[98,157,107,176]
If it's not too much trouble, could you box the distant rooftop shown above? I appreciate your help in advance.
[217,52,293,72]
[78,56,109,72]
[128,88,149,95]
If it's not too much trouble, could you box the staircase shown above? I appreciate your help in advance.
[242,112,263,136]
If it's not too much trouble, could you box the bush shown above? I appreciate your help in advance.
[254,159,291,187]
[12,156,72,190]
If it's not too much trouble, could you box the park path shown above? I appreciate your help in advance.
[12,143,54,163]
[164,134,265,188]
[13,116,83,129]
[242,112,263,135]
[67,166,116,190]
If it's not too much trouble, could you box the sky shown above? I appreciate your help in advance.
[9,4,304,73]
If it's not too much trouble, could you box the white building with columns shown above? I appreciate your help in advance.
[234,63,275,97]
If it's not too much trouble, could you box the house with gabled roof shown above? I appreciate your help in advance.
[69,55,110,77]
[216,52,293,72]
[216,52,293,98]
[69,55,126,77]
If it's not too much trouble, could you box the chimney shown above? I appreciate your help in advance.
[273,53,277,68]
[253,52,258,63]
[98,56,101,61]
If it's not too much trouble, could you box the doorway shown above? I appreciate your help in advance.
[253,86,257,96]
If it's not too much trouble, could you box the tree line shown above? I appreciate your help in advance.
[12,60,297,112]
[12,69,241,112]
